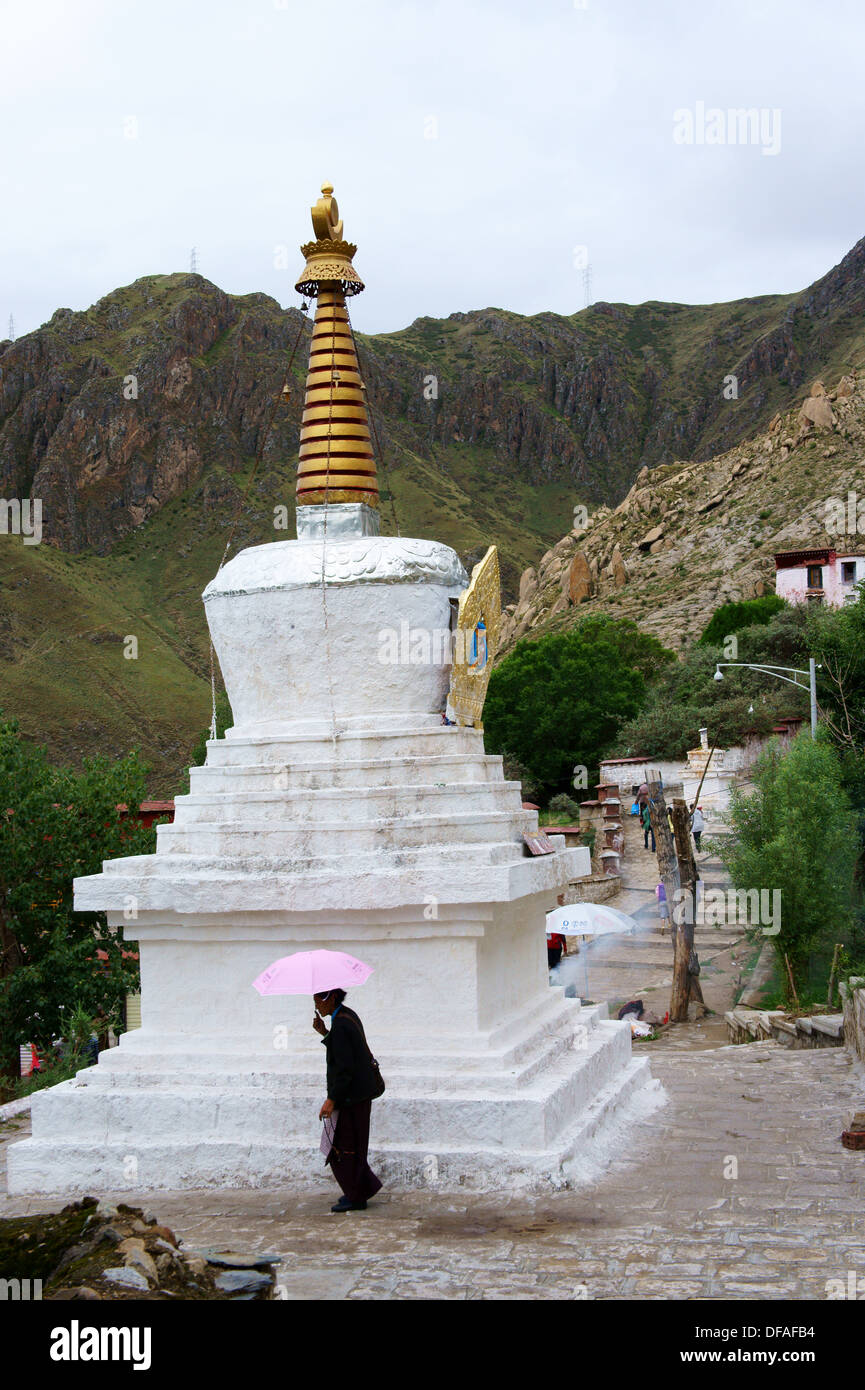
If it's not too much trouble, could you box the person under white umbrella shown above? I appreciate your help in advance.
[546,903,639,999]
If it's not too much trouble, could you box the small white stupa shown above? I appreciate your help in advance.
[9,187,652,1195]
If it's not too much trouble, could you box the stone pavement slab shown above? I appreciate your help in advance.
[3,1043,862,1300]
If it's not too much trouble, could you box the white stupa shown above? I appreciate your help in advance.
[8,187,653,1195]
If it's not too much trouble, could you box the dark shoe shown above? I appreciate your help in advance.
[331,1198,367,1212]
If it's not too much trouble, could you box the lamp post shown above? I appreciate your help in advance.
[713,659,820,737]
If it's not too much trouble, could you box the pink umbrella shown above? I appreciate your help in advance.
[252,949,373,997]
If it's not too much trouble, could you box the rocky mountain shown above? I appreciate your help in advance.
[500,372,864,654]
[3,233,865,565]
[1,235,864,789]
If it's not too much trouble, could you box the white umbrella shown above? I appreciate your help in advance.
[545,903,639,938]
[546,902,639,1000]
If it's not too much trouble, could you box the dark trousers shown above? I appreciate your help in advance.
[693,831,702,850]
[644,825,655,852]
[327,1099,382,1203]
[547,945,563,970]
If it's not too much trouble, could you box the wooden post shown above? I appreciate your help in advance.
[688,733,720,813]
[647,775,680,935]
[647,776,689,1023]
[671,798,704,1011]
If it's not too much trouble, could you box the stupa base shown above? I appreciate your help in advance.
[7,1005,661,1196]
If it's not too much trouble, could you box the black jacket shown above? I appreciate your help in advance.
[321,1006,379,1107]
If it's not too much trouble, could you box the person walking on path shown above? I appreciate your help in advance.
[641,801,655,853]
[656,881,669,932]
[313,989,384,1213]
[691,805,705,852]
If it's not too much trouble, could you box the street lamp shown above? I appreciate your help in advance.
[713,659,820,737]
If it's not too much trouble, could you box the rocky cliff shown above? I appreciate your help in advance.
[2,233,865,568]
[500,372,864,654]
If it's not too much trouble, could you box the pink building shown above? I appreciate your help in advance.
[774,548,865,607]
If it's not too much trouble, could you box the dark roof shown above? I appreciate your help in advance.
[774,548,834,569]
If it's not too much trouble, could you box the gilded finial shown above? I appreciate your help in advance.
[296,180,364,298]
[311,182,344,241]
[294,182,377,510]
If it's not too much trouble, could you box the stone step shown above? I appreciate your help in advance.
[190,752,505,793]
[22,1022,633,1157]
[156,809,539,856]
[208,724,486,767]
[173,781,525,826]
[91,836,528,885]
[95,996,604,1082]
[57,1018,616,1102]
[724,1008,844,1048]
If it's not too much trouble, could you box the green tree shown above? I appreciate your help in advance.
[615,605,810,758]
[0,717,157,1082]
[806,585,865,757]
[718,732,858,1003]
[698,595,786,646]
[484,618,673,798]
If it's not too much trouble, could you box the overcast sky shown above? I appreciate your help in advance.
[2,0,864,339]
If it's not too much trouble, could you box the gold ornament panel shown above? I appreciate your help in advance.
[448,545,501,729]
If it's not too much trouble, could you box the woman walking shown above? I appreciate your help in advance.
[313,989,383,1213]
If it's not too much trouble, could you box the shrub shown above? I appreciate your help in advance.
[485,617,673,799]
[718,732,858,1003]
[698,595,786,646]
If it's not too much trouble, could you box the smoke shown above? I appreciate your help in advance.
[550,953,585,997]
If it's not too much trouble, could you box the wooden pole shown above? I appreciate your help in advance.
[672,798,704,1011]
[647,775,680,934]
[647,775,689,1023]
[688,733,720,814]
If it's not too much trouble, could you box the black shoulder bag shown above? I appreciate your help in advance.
[341,1012,386,1100]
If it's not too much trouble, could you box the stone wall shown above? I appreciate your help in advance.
[569,874,621,905]
[841,978,865,1065]
[599,759,685,795]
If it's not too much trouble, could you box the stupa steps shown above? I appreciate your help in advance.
[206,725,486,767]
[42,1027,618,1107]
[155,809,538,856]
[171,782,525,826]
[29,1028,631,1151]
[91,837,527,881]
[189,752,505,793]
[70,1000,609,1089]
[10,1061,651,1194]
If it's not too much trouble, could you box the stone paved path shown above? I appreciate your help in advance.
[4,1044,863,1299]
[570,810,748,1047]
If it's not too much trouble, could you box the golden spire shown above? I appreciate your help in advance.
[294,184,378,510]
